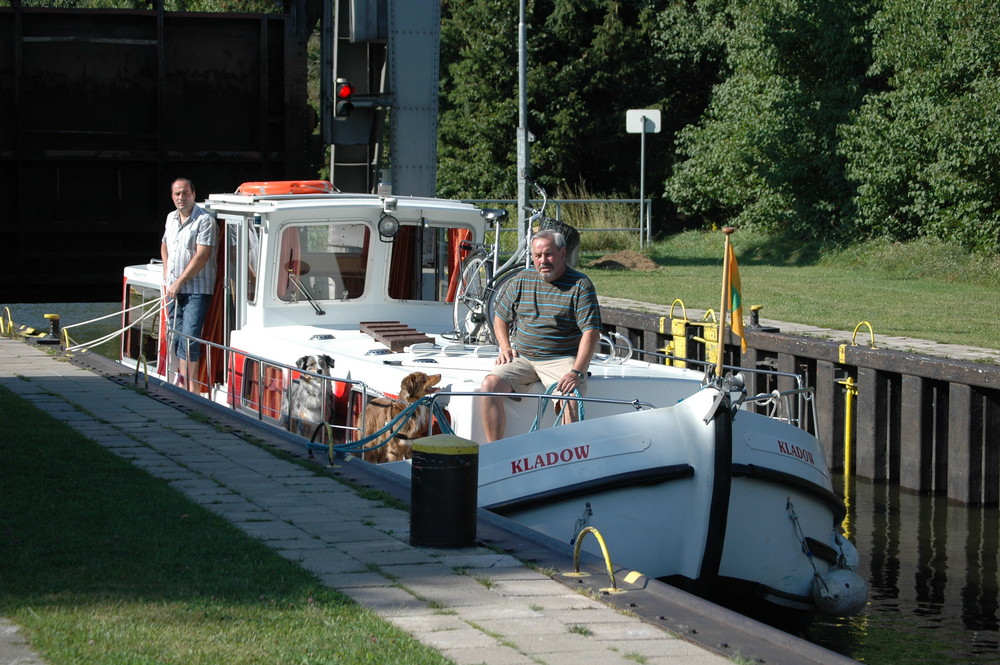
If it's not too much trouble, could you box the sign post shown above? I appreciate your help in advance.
[626,109,661,246]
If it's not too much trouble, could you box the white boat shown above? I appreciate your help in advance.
[113,182,867,624]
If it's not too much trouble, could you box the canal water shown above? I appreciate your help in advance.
[809,476,999,664]
[4,302,1000,665]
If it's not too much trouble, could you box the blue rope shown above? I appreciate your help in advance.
[326,395,453,455]
[529,383,584,432]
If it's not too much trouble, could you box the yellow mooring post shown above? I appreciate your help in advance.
[691,310,719,368]
[659,299,690,367]
[841,376,857,475]
[836,374,858,539]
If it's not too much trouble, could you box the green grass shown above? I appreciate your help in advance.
[585,230,1000,351]
[0,385,453,665]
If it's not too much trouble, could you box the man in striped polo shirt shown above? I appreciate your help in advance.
[480,229,602,442]
[161,177,217,392]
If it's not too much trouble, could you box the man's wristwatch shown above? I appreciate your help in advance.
[570,369,584,378]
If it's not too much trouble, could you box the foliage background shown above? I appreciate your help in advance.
[438,0,1000,254]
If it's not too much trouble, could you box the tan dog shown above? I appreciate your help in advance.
[362,372,442,463]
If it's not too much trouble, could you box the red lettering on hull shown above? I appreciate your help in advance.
[777,439,815,466]
[510,445,591,475]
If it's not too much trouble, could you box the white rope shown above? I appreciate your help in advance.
[61,298,156,332]
[63,298,165,353]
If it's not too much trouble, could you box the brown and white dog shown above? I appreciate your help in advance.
[282,354,336,439]
[362,372,442,463]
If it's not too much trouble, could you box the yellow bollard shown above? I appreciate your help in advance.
[659,299,690,367]
[691,309,719,367]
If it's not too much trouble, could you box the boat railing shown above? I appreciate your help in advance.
[739,385,818,432]
[628,345,812,421]
[631,345,806,389]
[431,390,657,413]
[166,330,368,442]
[165,326,817,443]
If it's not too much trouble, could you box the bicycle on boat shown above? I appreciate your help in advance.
[452,182,580,345]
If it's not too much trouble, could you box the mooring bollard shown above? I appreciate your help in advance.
[409,434,478,548]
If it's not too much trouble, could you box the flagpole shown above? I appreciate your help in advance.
[716,227,735,379]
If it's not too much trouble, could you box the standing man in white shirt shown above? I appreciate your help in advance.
[161,177,217,392]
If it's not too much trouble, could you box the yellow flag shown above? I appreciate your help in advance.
[727,243,747,353]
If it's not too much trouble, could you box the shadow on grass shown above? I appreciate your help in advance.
[585,230,834,270]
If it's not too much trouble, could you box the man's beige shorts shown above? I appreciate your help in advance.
[488,355,588,395]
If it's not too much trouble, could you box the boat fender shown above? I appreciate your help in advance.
[833,531,861,569]
[812,568,868,616]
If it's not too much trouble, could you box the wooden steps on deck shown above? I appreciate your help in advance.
[360,321,433,352]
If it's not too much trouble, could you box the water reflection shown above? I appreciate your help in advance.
[809,476,1000,663]
[5,302,121,359]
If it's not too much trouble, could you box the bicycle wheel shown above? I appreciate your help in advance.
[453,254,492,343]
[484,266,522,336]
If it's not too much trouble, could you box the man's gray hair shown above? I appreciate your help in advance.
[531,228,566,249]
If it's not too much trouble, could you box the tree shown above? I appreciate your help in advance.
[438,0,678,200]
[664,0,871,239]
[839,0,1000,252]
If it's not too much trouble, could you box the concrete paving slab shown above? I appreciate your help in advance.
[472,616,572,636]
[412,626,500,650]
[0,618,46,665]
[386,613,472,633]
[438,645,537,665]
[517,594,607,611]
[503,630,603,655]
[493,578,583,598]
[337,584,429,615]
[318,571,394,588]
[451,602,543,621]
[593,638,708,658]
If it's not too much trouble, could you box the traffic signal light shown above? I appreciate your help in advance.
[334,78,354,119]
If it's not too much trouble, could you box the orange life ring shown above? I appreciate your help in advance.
[237,180,336,196]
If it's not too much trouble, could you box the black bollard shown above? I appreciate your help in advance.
[409,434,479,548]
[37,313,62,346]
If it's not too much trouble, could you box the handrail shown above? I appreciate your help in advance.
[156,325,816,444]
[164,328,368,435]
[629,346,806,391]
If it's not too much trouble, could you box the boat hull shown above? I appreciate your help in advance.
[472,389,855,621]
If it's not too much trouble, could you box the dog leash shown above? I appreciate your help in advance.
[331,396,453,456]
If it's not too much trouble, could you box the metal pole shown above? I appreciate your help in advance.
[516,0,530,235]
[326,0,338,178]
[639,115,647,249]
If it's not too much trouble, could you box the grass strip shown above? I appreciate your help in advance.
[0,384,452,665]
[586,232,1000,352]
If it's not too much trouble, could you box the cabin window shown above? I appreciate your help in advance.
[389,224,472,302]
[277,223,370,301]
[224,220,261,306]
[247,225,261,304]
